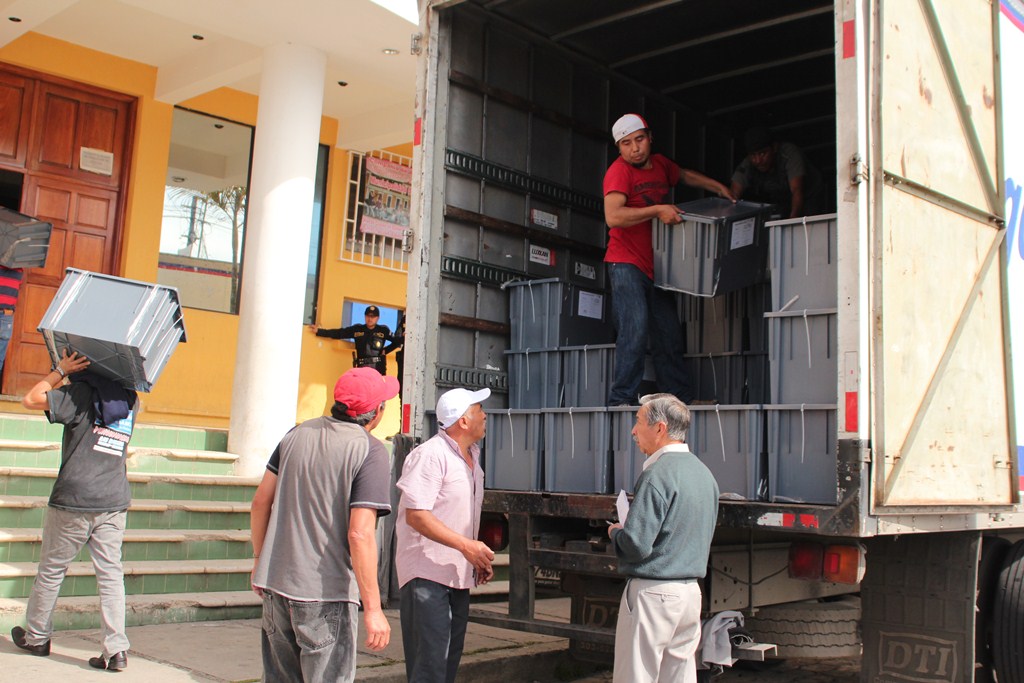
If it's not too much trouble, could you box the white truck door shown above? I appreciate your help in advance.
[870,0,1014,506]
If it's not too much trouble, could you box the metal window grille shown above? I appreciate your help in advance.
[341,149,412,272]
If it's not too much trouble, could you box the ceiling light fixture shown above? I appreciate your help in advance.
[172,176,186,183]
[213,123,224,129]
[382,48,400,55]
[8,17,22,22]
[192,34,204,41]
[337,81,348,87]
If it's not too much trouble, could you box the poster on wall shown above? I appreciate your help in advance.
[358,156,411,240]
[1001,0,1024,491]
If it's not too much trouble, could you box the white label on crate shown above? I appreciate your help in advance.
[80,147,114,176]
[577,291,603,319]
[574,260,597,281]
[730,217,756,249]
[529,244,554,266]
[530,208,559,230]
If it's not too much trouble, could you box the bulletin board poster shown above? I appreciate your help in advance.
[1001,0,1024,491]
[359,156,412,240]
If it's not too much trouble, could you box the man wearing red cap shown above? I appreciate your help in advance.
[604,113,735,406]
[249,367,399,682]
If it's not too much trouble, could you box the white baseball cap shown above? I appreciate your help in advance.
[612,113,649,143]
[436,387,491,429]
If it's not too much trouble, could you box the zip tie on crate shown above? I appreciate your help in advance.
[528,280,537,323]
[506,411,514,459]
[779,294,799,313]
[800,216,811,276]
[524,350,531,391]
[715,404,726,462]
[708,352,719,397]
[569,407,576,459]
[802,309,813,369]
[800,403,807,464]
[582,345,590,390]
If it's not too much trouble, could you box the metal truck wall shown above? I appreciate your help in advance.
[871,0,1014,506]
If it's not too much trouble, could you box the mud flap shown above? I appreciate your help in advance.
[862,531,980,683]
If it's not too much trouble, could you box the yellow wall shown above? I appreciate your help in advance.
[0,33,409,438]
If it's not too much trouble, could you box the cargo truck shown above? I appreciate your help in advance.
[398,2,1024,682]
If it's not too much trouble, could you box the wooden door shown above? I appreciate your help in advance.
[5,177,120,393]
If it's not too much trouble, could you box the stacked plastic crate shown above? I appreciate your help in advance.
[765,215,840,504]
[491,278,616,493]
[652,199,775,501]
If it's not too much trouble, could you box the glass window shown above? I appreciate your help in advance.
[304,144,329,324]
[158,108,254,314]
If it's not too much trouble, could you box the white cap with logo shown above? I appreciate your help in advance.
[436,387,491,429]
[612,113,649,143]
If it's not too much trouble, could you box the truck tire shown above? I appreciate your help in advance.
[743,597,861,658]
[993,540,1024,683]
[976,537,1011,683]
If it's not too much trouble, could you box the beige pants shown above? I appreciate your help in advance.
[613,578,702,683]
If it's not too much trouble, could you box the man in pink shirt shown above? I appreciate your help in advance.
[604,113,735,406]
[395,387,495,683]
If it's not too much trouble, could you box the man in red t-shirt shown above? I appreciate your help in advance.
[603,113,734,405]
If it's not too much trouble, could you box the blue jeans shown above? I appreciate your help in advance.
[0,311,12,371]
[400,578,471,683]
[261,591,359,683]
[607,263,692,405]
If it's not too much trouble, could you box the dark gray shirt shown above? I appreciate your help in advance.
[47,382,134,512]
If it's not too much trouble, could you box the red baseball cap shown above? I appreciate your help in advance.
[333,367,400,416]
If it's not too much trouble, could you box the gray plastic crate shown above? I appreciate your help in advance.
[609,405,644,494]
[561,344,615,407]
[688,405,765,500]
[685,353,745,403]
[767,309,837,403]
[653,198,772,297]
[506,278,614,350]
[768,214,838,311]
[766,404,837,504]
[38,268,187,392]
[543,408,611,493]
[485,409,544,491]
[0,208,52,268]
[505,348,564,408]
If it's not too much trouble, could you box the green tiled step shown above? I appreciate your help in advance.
[0,467,259,503]
[0,528,252,563]
[0,558,253,598]
[0,590,261,633]
[0,440,237,476]
[0,414,227,450]
[0,495,251,532]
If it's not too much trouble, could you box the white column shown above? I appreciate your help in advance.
[229,43,326,476]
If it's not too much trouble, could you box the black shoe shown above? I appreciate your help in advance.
[10,626,50,656]
[89,651,128,671]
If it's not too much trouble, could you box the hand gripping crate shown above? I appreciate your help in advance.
[37,268,187,392]
[767,213,838,311]
[767,308,838,404]
[766,404,837,504]
[653,198,773,297]
[505,278,614,350]
[543,407,611,493]
[485,409,544,491]
[688,405,765,500]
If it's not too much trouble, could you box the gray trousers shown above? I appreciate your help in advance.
[400,578,470,683]
[260,591,359,683]
[25,507,129,657]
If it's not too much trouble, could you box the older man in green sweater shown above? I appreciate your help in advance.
[607,394,719,683]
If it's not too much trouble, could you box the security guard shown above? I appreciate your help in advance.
[311,305,395,375]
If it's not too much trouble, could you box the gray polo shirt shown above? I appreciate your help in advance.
[252,417,391,602]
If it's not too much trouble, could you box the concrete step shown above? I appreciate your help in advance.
[0,590,261,633]
[0,527,252,563]
[0,558,254,598]
[0,440,238,476]
[0,466,259,502]
[0,495,251,531]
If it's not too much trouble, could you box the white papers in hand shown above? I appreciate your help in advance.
[616,490,630,524]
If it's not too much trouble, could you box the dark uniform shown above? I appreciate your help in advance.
[316,323,394,375]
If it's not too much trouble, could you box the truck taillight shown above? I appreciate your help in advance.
[789,542,865,584]
[478,514,509,552]
[823,544,866,584]
[788,542,824,579]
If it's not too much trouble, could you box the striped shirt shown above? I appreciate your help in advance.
[0,267,23,309]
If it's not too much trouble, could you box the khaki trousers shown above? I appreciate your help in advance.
[613,577,702,683]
